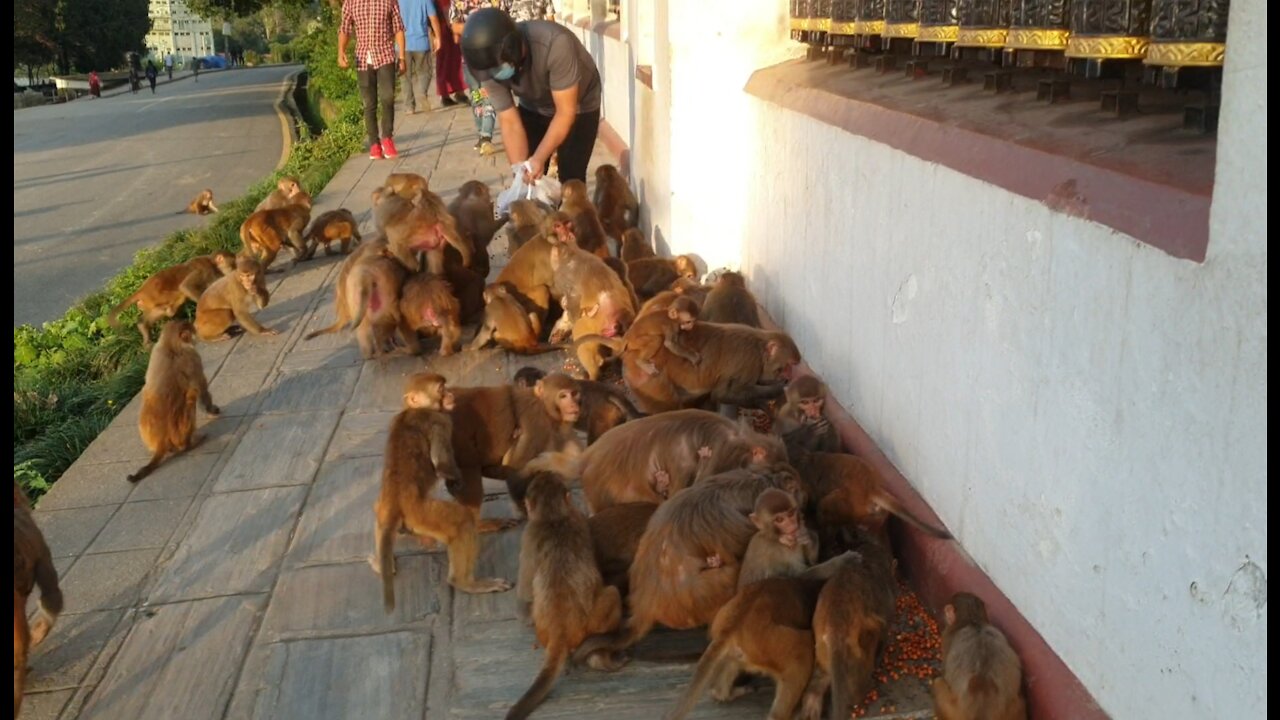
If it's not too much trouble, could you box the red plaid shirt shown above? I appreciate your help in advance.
[340,0,406,70]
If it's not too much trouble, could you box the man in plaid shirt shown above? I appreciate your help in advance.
[339,0,409,159]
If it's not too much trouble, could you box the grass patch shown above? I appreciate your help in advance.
[13,10,363,502]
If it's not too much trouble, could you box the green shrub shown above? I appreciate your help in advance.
[13,9,362,503]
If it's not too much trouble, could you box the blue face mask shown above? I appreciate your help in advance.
[492,63,516,81]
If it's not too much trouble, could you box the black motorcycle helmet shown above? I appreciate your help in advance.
[460,8,523,72]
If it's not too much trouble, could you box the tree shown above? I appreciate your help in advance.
[15,0,58,80]
[14,0,150,74]
[185,0,310,20]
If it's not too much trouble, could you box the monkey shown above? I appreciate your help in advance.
[14,484,64,718]
[593,164,639,244]
[372,186,472,274]
[382,171,430,200]
[736,488,822,590]
[304,239,409,358]
[559,178,610,257]
[798,528,898,720]
[374,373,512,612]
[635,289,693,320]
[565,291,637,364]
[933,592,1028,720]
[398,272,462,357]
[240,199,312,272]
[671,276,713,306]
[507,472,625,720]
[194,254,275,341]
[443,262,486,324]
[618,228,654,263]
[255,176,303,211]
[602,256,641,309]
[469,282,566,355]
[493,210,572,318]
[665,575,825,720]
[513,366,644,444]
[107,251,236,346]
[626,255,699,301]
[700,270,761,327]
[505,199,549,254]
[774,375,841,453]
[181,188,219,215]
[448,180,502,278]
[622,295,702,376]
[586,501,657,594]
[548,240,637,339]
[300,208,362,260]
[127,320,219,482]
[448,374,583,529]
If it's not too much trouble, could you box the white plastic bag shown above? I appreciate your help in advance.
[495,162,563,218]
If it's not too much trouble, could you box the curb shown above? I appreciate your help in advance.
[273,70,303,171]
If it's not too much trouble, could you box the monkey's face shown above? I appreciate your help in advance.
[556,389,581,423]
[440,389,456,411]
[676,311,696,332]
[798,397,824,422]
[237,272,256,292]
[774,508,800,547]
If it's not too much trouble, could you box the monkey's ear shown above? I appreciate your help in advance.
[179,326,194,343]
[748,512,761,528]
[583,304,600,318]
[533,380,545,398]
[766,340,781,358]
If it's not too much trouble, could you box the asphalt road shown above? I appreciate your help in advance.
[13,65,301,328]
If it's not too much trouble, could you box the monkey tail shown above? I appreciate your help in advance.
[522,449,585,481]
[593,383,645,420]
[871,490,952,539]
[378,522,397,612]
[106,288,145,329]
[34,554,64,619]
[829,639,855,720]
[572,613,651,665]
[505,643,569,720]
[349,268,375,331]
[573,334,626,356]
[664,637,732,720]
[514,343,571,356]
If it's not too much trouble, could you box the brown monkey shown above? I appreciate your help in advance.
[470,282,565,355]
[448,180,502,278]
[626,255,698,301]
[240,199,312,272]
[602,256,641,311]
[566,291,636,359]
[559,178,609,257]
[800,529,898,720]
[304,240,409,358]
[372,186,472,273]
[443,262,486,324]
[493,211,569,316]
[666,576,824,720]
[548,240,636,336]
[254,176,302,211]
[507,472,625,720]
[593,164,639,243]
[128,320,219,482]
[513,367,644,444]
[374,373,511,610]
[775,375,841,453]
[195,254,275,341]
[623,295,701,376]
[181,188,219,215]
[671,276,713,306]
[619,228,655,263]
[448,374,582,528]
[587,501,657,594]
[700,270,761,327]
[737,488,821,590]
[300,209,362,260]
[933,593,1028,720]
[506,199,549,254]
[398,272,462,357]
[107,251,236,346]
[14,484,64,718]
[382,171,430,200]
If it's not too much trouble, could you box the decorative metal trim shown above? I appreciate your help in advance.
[815,18,832,31]
[1144,41,1227,67]
[854,19,887,34]
[918,24,961,42]
[1005,27,1070,50]
[830,21,859,34]
[1064,35,1149,59]
[883,21,920,38]
[956,27,1009,47]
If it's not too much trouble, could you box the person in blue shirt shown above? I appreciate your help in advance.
[399,0,443,113]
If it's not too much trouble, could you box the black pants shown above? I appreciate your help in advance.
[358,63,396,147]
[518,106,600,184]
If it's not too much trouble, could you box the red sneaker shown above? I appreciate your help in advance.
[369,142,384,160]
[381,137,399,159]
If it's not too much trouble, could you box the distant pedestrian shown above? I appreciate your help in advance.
[145,61,158,93]
[433,0,468,106]
[398,0,442,114]
[89,71,101,98]
[338,0,408,160]
[193,58,200,82]
[164,53,174,80]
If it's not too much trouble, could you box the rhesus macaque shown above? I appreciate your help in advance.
[567,291,636,367]
[14,484,64,718]
[372,186,472,274]
[107,251,236,346]
[619,228,655,263]
[559,178,610,257]
[513,367,644,444]
[254,176,303,211]
[194,254,275,341]
[300,208,362,260]
[470,282,564,355]
[775,375,841,453]
[448,180,502,278]
[506,199,549,254]
[671,276,713,306]
[626,255,698,301]
[399,272,462,357]
[304,239,409,358]
[933,593,1028,720]
[574,464,807,661]
[602,256,641,311]
[593,164,639,244]
[700,270,761,327]
[128,320,220,482]
[181,188,219,215]
[507,472,625,720]
[736,488,821,589]
[548,241,636,338]
[587,501,657,594]
[382,171,430,200]
[448,374,582,529]
[666,576,825,720]
[240,198,312,272]
[617,323,801,415]
[444,262,486,324]
[799,529,898,720]
[374,373,512,611]
[624,295,701,376]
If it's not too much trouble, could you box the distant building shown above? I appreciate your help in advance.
[145,0,215,62]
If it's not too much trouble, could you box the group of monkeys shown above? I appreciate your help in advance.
[13,163,1029,720]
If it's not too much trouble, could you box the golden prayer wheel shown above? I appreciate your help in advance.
[1065,0,1151,78]
[1005,0,1071,52]
[830,0,860,45]
[854,0,887,44]
[790,0,813,42]
[956,0,1012,48]
[1145,0,1229,69]
[883,0,921,39]
[919,0,961,43]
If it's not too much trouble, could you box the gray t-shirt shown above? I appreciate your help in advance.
[476,21,601,117]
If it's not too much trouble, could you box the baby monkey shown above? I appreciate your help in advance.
[625,294,701,375]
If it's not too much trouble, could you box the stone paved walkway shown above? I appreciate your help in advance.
[23,104,933,720]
